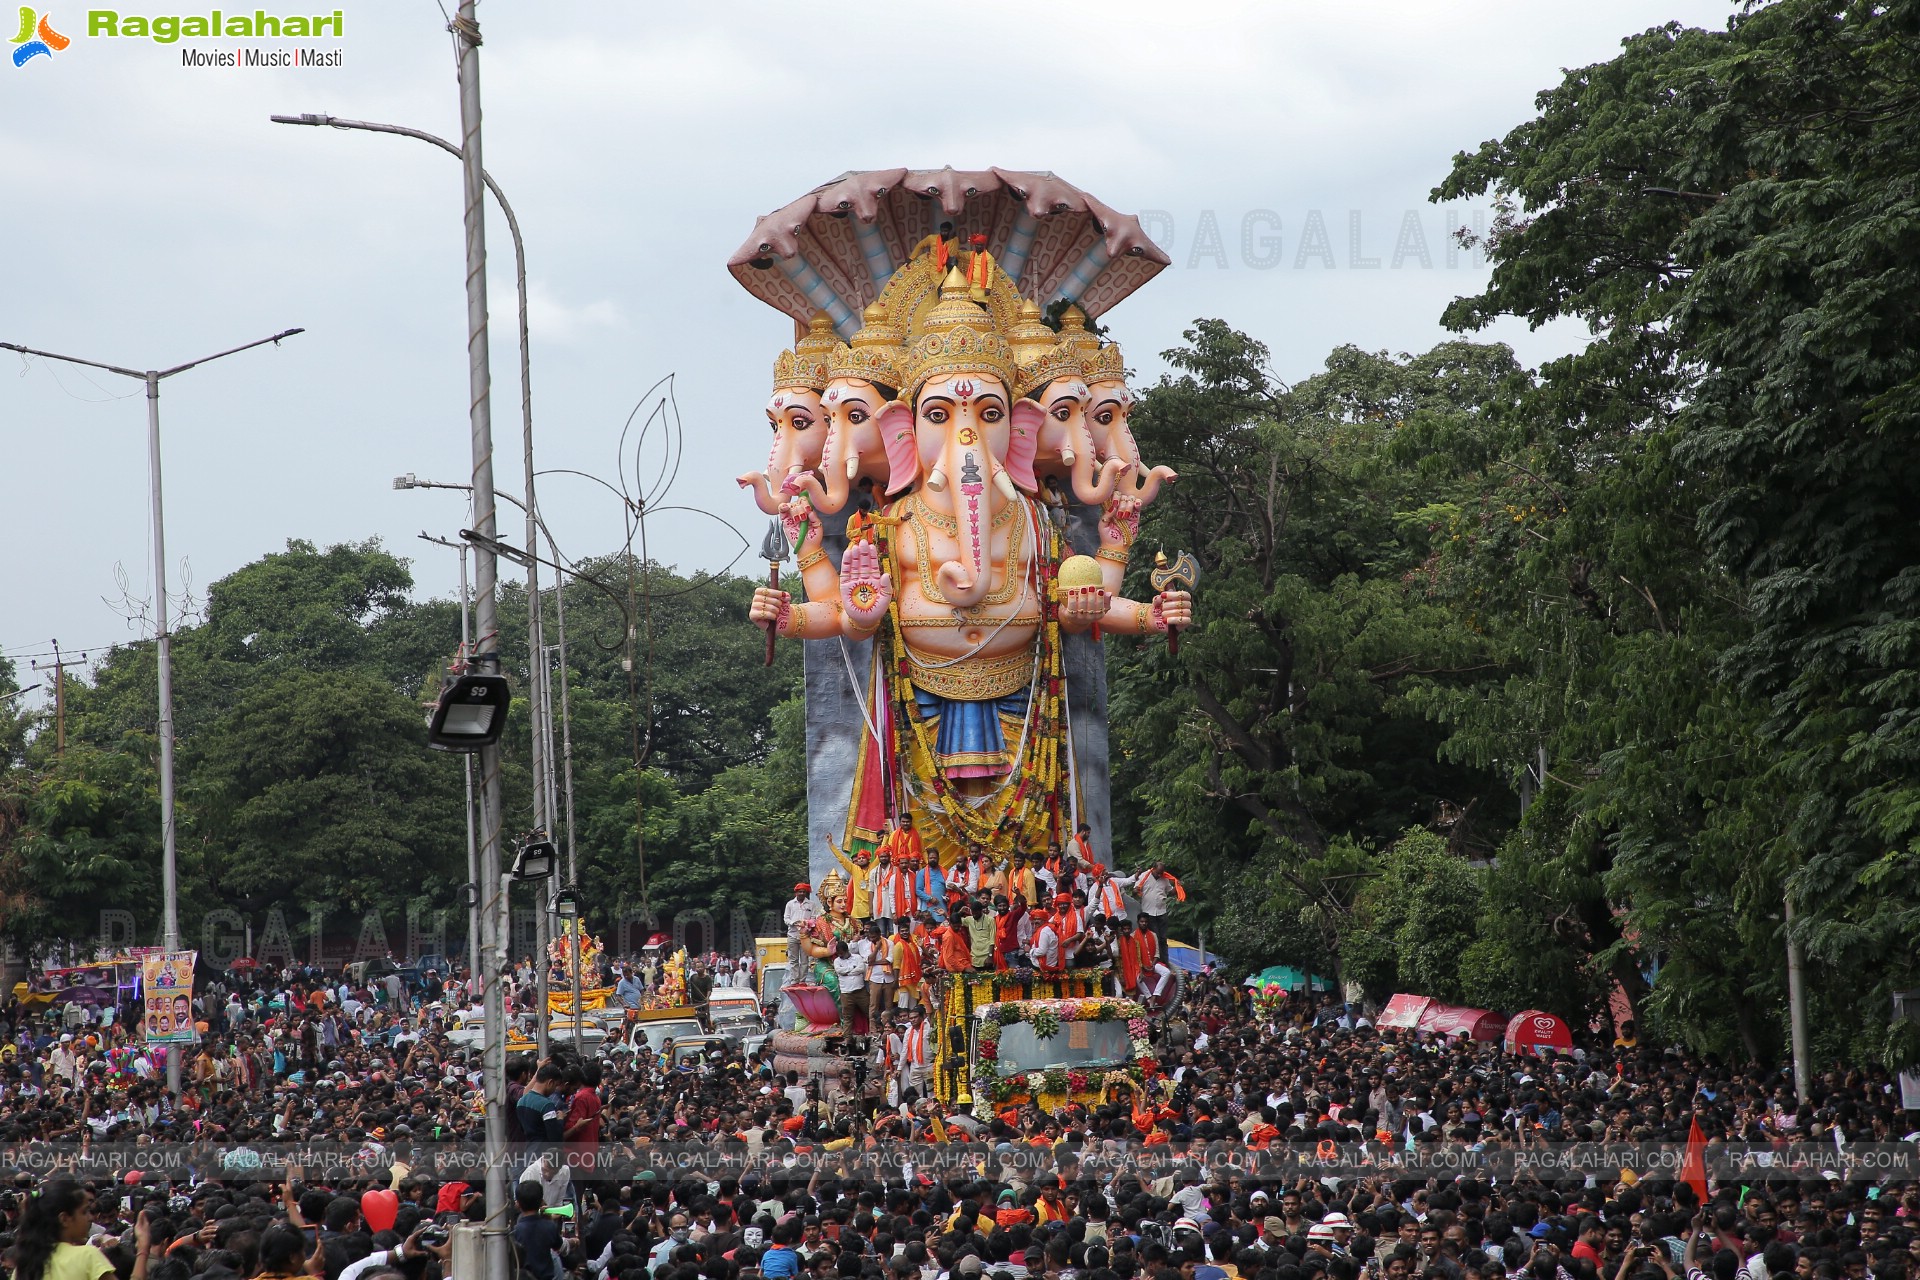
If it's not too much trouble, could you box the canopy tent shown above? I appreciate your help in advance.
[1246,964,1336,994]
[1167,940,1225,973]
[1378,993,1505,1041]
[1504,1009,1574,1055]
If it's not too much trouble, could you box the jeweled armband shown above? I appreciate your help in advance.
[796,546,828,572]
[777,600,806,636]
[1095,547,1131,564]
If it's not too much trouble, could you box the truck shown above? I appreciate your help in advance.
[927,972,1151,1118]
[753,936,787,1013]
[767,966,1153,1117]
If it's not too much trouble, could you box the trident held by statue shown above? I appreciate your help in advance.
[1151,549,1198,655]
[761,518,791,666]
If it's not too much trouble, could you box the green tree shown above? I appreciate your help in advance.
[1432,0,1920,1059]
[0,743,162,948]
[1110,325,1519,971]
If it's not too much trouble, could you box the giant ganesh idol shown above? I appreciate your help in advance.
[731,168,1188,882]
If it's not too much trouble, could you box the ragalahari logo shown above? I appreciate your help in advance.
[11,6,70,65]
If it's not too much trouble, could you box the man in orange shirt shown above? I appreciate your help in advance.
[890,914,924,1010]
[1114,917,1150,998]
[934,904,974,973]
[1007,852,1039,907]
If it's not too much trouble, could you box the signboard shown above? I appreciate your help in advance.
[1377,993,1431,1030]
[33,962,140,1010]
[141,950,197,1044]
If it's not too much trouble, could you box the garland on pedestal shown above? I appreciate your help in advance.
[967,998,1149,1118]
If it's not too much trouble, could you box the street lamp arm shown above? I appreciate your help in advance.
[158,328,305,379]
[2,330,303,380]
[459,529,634,655]
[396,474,528,515]
[0,342,142,380]
[270,115,527,302]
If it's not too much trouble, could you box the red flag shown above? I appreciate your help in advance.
[1682,1115,1709,1206]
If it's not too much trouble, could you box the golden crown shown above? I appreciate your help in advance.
[826,301,905,390]
[1055,305,1102,364]
[1008,300,1057,364]
[771,311,838,392]
[1084,341,1127,387]
[903,269,1015,397]
[1016,339,1088,399]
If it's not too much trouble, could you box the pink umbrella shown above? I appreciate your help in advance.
[729,167,1171,337]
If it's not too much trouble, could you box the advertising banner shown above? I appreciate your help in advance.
[140,950,197,1044]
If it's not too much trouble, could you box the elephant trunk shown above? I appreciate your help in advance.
[737,470,784,514]
[932,432,997,607]
[800,424,855,514]
[1127,464,1179,504]
[740,430,803,515]
[1068,417,1131,506]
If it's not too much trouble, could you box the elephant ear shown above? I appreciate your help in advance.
[879,401,919,494]
[1004,399,1043,494]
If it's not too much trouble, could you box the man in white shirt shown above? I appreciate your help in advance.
[783,883,819,967]
[833,941,867,1035]
[1029,911,1063,974]
[518,1149,571,1207]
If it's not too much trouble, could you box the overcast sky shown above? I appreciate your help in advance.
[1,0,1737,702]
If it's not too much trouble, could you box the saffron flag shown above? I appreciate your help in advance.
[1682,1115,1709,1206]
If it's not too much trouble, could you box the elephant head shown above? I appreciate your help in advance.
[737,312,836,514]
[1012,311,1132,506]
[1085,340,1177,505]
[888,372,1041,606]
[791,303,906,516]
[1031,371,1133,505]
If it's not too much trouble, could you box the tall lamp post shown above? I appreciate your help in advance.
[0,328,303,1094]
[270,105,552,863]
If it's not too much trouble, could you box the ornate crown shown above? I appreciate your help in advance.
[1017,339,1088,399]
[1055,305,1103,364]
[826,301,905,390]
[903,269,1015,397]
[1084,340,1127,387]
[771,311,838,393]
[1008,300,1056,365]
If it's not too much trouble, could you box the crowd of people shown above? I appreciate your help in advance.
[794,836,1187,1028]
[1,872,1916,1280]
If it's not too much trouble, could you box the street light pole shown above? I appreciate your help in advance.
[0,328,302,1096]
[269,105,552,883]
[446,8,509,1280]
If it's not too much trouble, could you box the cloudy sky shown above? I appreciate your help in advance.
[1,0,1736,701]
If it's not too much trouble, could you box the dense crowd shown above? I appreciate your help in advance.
[2,872,1916,1280]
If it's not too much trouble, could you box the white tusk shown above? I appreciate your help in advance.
[926,467,948,492]
[993,470,1020,502]
[1062,447,1076,466]
[845,453,860,480]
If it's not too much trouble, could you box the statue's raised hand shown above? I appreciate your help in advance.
[839,541,893,632]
